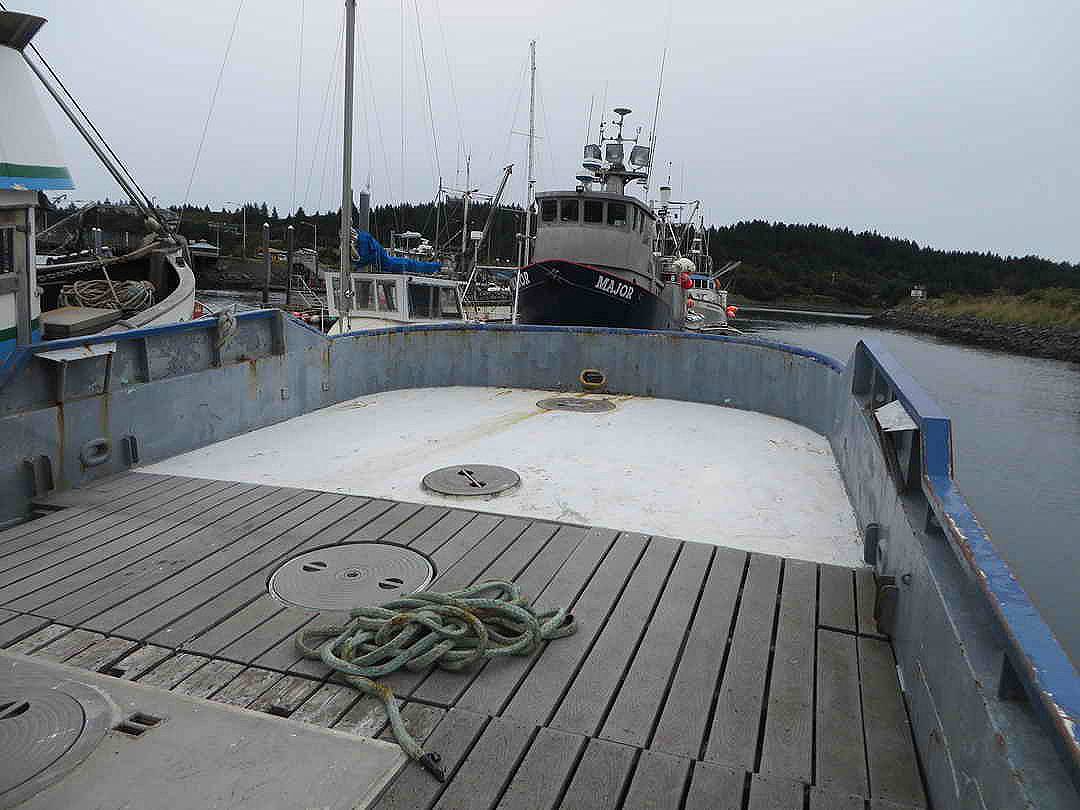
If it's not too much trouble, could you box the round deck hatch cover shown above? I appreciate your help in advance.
[0,688,105,805]
[536,397,615,413]
[422,465,521,496]
[268,543,435,611]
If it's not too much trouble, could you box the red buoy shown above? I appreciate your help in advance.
[678,272,693,290]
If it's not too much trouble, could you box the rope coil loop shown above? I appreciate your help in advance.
[295,580,575,780]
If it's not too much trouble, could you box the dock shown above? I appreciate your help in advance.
[1,472,926,809]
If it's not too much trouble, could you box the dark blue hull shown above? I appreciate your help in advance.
[515,259,676,330]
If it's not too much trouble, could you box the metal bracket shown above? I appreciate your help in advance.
[998,654,1027,701]
[23,455,53,497]
[874,575,899,637]
[864,522,881,566]
[121,435,140,466]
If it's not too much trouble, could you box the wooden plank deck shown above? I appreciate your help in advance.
[1,472,928,810]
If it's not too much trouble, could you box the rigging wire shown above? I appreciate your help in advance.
[431,0,466,183]
[181,0,245,224]
[0,0,158,215]
[645,0,674,194]
[412,0,442,185]
[400,0,407,203]
[316,27,344,215]
[356,19,399,228]
[302,15,345,209]
[290,0,306,218]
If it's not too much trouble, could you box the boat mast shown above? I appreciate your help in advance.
[339,0,357,333]
[512,40,536,324]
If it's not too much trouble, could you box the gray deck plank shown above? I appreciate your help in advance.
[600,541,713,747]
[856,567,885,637]
[819,563,856,632]
[6,624,71,654]
[493,727,586,810]
[0,508,97,550]
[409,524,588,706]
[50,634,137,672]
[760,558,817,783]
[620,749,691,810]
[747,773,804,810]
[816,629,868,797]
[408,510,478,556]
[370,708,488,810]
[499,532,647,726]
[31,627,104,662]
[249,674,321,715]
[105,643,172,679]
[377,505,451,545]
[428,716,535,810]
[291,683,359,727]
[73,490,325,633]
[427,513,504,574]
[29,472,174,509]
[683,761,745,810]
[333,695,392,738]
[348,501,425,543]
[376,702,446,746]
[0,478,235,580]
[810,786,865,810]
[555,737,637,810]
[209,667,283,707]
[453,527,618,715]
[859,637,926,808]
[0,613,51,647]
[548,536,680,736]
[136,652,209,689]
[181,597,286,657]
[703,553,782,769]
[650,546,747,760]
[221,606,313,666]
[0,484,272,612]
[473,520,559,583]
[170,658,245,699]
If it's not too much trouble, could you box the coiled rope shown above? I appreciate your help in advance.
[59,279,156,314]
[295,580,576,781]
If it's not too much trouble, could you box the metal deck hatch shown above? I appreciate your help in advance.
[267,543,435,611]
[422,464,521,496]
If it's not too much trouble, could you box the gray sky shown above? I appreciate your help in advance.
[20,0,1080,262]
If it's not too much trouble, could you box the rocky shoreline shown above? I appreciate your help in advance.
[874,306,1080,363]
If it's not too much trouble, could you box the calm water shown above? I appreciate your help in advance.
[741,315,1080,665]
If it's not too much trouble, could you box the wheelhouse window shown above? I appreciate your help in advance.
[583,199,603,223]
[354,279,374,309]
[559,199,579,222]
[607,202,627,227]
[540,199,556,222]
[377,280,398,312]
[439,286,462,317]
[632,208,638,230]
[408,282,435,318]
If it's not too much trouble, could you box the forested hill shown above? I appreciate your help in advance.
[150,200,1080,307]
[707,221,1079,307]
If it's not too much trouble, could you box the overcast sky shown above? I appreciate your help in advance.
[18,0,1080,262]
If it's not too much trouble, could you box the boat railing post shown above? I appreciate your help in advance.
[262,222,271,305]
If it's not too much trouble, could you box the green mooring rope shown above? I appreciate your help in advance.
[294,580,576,781]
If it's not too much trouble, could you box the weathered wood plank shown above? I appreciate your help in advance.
[72,489,326,633]
[0,507,96,550]
[377,505,450,545]
[555,737,637,810]
[180,598,285,657]
[427,716,535,810]
[291,683,358,727]
[818,564,855,632]
[683,760,745,810]
[136,652,208,689]
[333,695,392,738]
[860,637,926,808]
[816,629,868,797]
[454,527,618,716]
[427,513,504,575]
[0,613,51,647]
[499,532,647,726]
[1,483,268,613]
[856,567,885,637]
[171,659,245,699]
[703,553,782,769]
[245,608,322,673]
[493,727,586,810]
[5,623,71,654]
[377,703,450,749]
[747,773,803,810]
[32,471,175,507]
[348,502,424,544]
[370,708,487,810]
[31,628,104,662]
[407,510,477,556]
[810,786,865,810]
[475,521,559,582]
[105,643,172,679]
[619,749,691,810]
[600,541,712,747]
[249,674,321,716]
[62,636,139,672]
[209,667,283,708]
[760,558,817,782]
[650,547,747,760]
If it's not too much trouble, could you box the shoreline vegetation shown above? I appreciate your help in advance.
[874,289,1080,363]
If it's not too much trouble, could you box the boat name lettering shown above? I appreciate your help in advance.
[594,276,634,300]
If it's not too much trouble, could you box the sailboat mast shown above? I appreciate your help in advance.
[512,40,536,325]
[339,0,357,332]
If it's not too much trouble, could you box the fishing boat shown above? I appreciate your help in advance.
[1,6,1078,810]
[0,12,194,360]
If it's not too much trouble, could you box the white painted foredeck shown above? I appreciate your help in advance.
[145,386,864,565]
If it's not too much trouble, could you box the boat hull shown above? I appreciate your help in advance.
[515,259,676,330]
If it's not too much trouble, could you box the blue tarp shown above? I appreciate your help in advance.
[354,230,441,274]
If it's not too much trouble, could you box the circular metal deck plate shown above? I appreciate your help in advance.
[268,543,435,611]
[0,689,96,803]
[422,465,521,497]
[536,397,615,413]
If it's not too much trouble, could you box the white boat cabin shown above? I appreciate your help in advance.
[323,270,465,333]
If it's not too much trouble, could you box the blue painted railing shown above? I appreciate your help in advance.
[852,339,1080,791]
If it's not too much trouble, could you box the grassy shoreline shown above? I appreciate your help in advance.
[915,288,1080,329]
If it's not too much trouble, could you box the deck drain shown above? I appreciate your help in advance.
[0,686,109,806]
[268,543,435,611]
[537,396,615,413]
[422,465,521,497]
